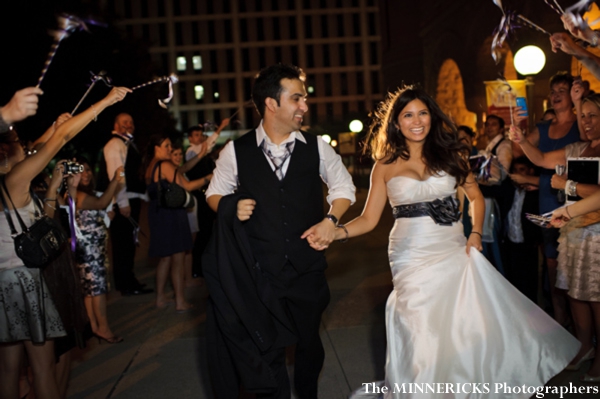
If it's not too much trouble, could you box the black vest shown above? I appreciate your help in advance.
[235,130,325,275]
[97,135,146,194]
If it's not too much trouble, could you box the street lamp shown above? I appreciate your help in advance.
[349,119,363,133]
[513,45,546,126]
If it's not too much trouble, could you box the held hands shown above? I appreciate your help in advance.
[237,199,256,221]
[509,173,528,185]
[301,219,337,251]
[1,87,44,124]
[551,173,567,190]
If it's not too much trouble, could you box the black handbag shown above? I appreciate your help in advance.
[0,177,67,269]
[155,161,195,209]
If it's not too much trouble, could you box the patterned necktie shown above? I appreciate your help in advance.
[260,140,294,180]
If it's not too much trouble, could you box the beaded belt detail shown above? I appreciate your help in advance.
[392,196,461,226]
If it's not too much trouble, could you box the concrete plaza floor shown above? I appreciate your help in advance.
[65,188,598,399]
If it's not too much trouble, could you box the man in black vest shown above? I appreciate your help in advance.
[206,64,355,398]
[103,113,152,296]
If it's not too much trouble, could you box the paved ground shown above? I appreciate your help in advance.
[65,187,598,399]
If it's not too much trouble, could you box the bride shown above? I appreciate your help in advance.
[334,87,580,398]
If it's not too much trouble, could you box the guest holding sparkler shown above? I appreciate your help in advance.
[0,86,129,399]
[511,93,600,381]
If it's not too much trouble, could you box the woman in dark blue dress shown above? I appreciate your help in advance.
[144,134,209,312]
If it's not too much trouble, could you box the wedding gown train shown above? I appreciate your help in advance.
[352,173,579,399]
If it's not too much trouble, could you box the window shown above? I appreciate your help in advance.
[368,13,377,36]
[258,47,267,68]
[323,45,330,67]
[210,50,218,73]
[304,16,312,39]
[354,43,362,65]
[357,72,364,95]
[371,71,380,94]
[244,78,252,100]
[192,22,199,44]
[194,85,204,101]
[337,15,344,37]
[212,81,220,102]
[193,55,202,71]
[370,42,378,65]
[242,48,250,70]
[340,73,348,95]
[176,56,187,72]
[159,24,167,46]
[338,43,346,66]
[352,14,360,36]
[226,49,235,72]
[275,47,283,63]
[228,79,236,101]
[240,19,248,42]
[289,16,297,39]
[306,45,314,68]
[208,21,216,43]
[257,18,265,41]
[325,74,332,96]
[320,15,328,37]
[175,23,183,45]
[291,46,299,66]
[273,17,281,40]
[225,20,233,42]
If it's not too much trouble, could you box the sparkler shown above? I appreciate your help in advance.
[71,71,113,115]
[131,74,179,108]
[37,14,87,88]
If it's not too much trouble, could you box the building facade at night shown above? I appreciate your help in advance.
[105,0,383,132]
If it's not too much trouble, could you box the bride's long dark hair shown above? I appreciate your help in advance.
[366,86,470,186]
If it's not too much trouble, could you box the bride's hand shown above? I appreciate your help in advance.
[466,232,483,255]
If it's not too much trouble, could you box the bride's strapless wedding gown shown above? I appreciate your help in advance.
[356,173,579,399]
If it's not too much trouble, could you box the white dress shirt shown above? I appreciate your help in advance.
[104,132,147,208]
[206,121,356,205]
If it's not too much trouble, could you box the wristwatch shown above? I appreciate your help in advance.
[325,214,339,226]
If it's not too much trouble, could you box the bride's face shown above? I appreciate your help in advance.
[396,99,431,143]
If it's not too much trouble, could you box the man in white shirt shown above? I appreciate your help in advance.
[205,64,355,398]
[102,113,152,296]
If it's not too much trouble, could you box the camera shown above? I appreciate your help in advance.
[61,161,84,175]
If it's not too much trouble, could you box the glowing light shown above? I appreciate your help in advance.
[321,134,332,144]
[349,120,363,133]
[331,140,338,147]
[194,85,204,100]
[308,86,314,93]
[192,55,202,70]
[513,45,546,76]
[176,56,187,71]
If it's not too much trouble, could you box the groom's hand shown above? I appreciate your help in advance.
[237,199,256,221]
[301,219,336,251]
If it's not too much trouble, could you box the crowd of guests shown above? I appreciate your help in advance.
[3,12,600,399]
[0,83,228,398]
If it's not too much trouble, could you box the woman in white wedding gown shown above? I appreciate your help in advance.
[335,88,580,398]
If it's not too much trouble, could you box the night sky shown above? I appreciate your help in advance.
[1,1,174,165]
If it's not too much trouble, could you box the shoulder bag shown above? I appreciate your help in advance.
[154,161,195,209]
[0,177,67,269]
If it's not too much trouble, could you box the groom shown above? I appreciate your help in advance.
[205,63,355,398]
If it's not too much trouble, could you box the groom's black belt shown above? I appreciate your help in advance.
[392,196,461,226]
